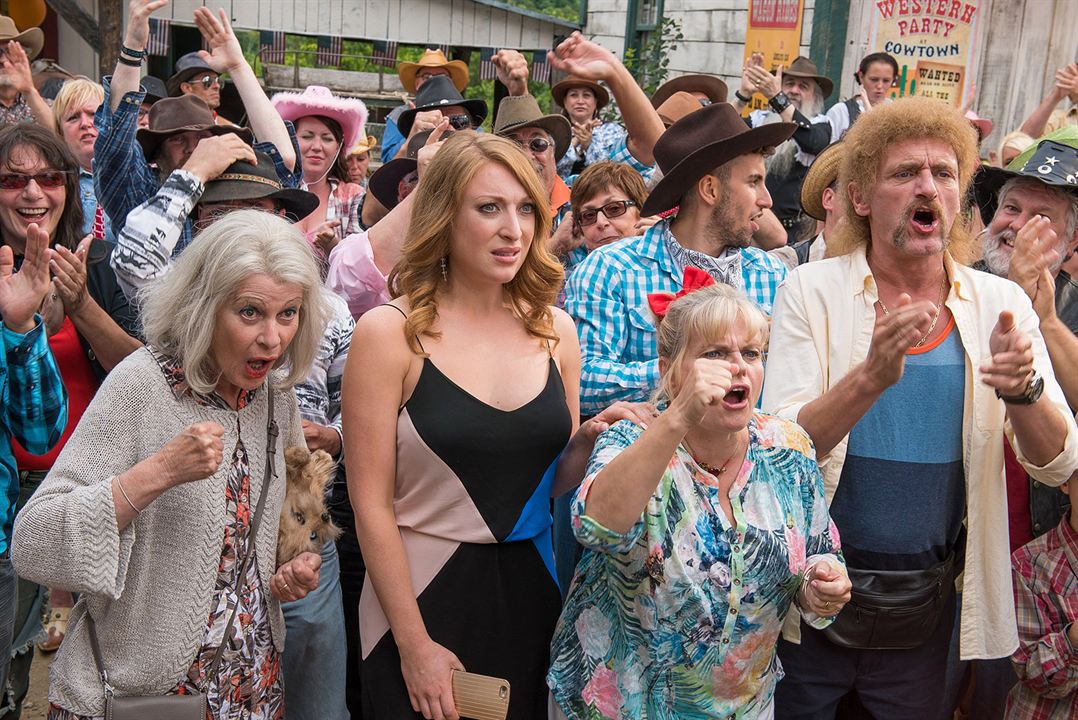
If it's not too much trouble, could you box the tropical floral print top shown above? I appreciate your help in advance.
[49,352,283,720]
[547,413,844,720]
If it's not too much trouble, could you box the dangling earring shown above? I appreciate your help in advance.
[440,256,448,282]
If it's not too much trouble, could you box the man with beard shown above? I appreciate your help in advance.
[733,55,834,244]
[565,102,794,416]
[762,97,1078,718]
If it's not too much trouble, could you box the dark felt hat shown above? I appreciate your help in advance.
[199,151,319,221]
[783,57,833,100]
[641,102,796,216]
[167,52,217,96]
[136,95,252,160]
[397,75,487,137]
[367,130,432,210]
[974,127,1078,224]
[492,94,572,161]
[141,75,168,104]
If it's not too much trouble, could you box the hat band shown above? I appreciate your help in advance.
[213,173,283,190]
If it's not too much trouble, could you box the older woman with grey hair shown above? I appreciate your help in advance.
[11,209,330,720]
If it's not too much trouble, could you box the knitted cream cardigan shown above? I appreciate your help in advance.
[11,347,304,716]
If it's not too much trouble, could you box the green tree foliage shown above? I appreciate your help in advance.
[502,0,581,23]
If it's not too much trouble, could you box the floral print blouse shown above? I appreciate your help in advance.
[49,351,283,720]
[547,413,844,719]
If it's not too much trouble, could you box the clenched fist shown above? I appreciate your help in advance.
[155,422,226,487]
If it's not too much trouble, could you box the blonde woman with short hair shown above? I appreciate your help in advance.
[52,78,111,241]
[346,131,648,719]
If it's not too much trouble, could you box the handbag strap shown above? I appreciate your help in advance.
[89,384,279,698]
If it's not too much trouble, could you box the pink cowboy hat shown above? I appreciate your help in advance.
[271,85,369,151]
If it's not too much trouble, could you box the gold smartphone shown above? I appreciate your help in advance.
[451,670,511,720]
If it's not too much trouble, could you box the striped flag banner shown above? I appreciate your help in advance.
[146,18,170,56]
[479,47,497,81]
[371,40,399,68]
[316,35,343,67]
[531,50,550,83]
[260,30,286,64]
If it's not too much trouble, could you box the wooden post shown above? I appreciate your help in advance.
[809,0,851,109]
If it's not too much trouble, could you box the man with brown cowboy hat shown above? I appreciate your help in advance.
[0,13,51,128]
[494,94,574,223]
[546,33,665,184]
[733,54,834,244]
[563,101,794,416]
[95,0,299,255]
[111,144,318,300]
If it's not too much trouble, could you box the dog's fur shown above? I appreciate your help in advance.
[276,446,342,566]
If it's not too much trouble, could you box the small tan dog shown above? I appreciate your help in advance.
[276,446,341,567]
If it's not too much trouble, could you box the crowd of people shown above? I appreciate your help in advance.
[0,1,1077,719]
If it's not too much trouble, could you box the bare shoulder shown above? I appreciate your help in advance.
[351,302,414,365]
[551,305,577,340]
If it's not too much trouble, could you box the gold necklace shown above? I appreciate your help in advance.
[683,436,744,477]
[876,279,948,348]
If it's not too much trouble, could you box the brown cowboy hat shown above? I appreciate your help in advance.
[136,95,252,160]
[398,49,469,93]
[493,95,572,161]
[200,151,319,221]
[783,57,833,99]
[800,141,845,221]
[656,91,705,128]
[651,74,728,108]
[641,102,796,216]
[551,77,610,112]
[0,15,43,60]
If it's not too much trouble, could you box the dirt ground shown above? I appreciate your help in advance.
[21,648,53,720]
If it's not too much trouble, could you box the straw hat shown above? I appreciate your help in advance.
[398,49,469,93]
[800,141,845,221]
[348,135,378,157]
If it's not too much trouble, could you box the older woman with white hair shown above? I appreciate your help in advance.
[548,275,850,719]
[11,209,329,720]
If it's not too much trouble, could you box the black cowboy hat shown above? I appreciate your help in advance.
[367,130,432,210]
[397,75,487,137]
[641,102,796,216]
[141,75,168,104]
[973,128,1078,224]
[200,151,319,222]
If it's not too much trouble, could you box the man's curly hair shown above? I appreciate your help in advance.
[829,96,981,264]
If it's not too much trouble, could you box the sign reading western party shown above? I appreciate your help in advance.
[742,0,805,115]
[868,0,984,107]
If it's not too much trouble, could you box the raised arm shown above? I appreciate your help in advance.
[548,33,664,167]
[1020,64,1077,139]
[193,8,296,172]
[2,41,52,129]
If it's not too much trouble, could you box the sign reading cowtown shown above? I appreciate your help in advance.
[868,0,984,107]
[742,0,806,115]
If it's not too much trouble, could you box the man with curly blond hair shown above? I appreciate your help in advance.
[762,96,1078,718]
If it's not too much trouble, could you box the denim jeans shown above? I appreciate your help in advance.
[282,539,349,720]
[0,554,15,702]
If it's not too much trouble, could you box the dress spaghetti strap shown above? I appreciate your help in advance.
[379,303,425,352]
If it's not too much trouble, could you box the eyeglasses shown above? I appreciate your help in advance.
[0,172,70,190]
[511,137,554,154]
[190,75,224,90]
[446,114,474,130]
[575,200,637,227]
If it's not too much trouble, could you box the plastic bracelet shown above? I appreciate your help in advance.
[121,44,147,59]
[117,54,143,68]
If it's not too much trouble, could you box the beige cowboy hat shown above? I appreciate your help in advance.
[800,141,845,221]
[493,95,572,161]
[398,49,469,93]
[783,57,834,100]
[551,77,610,112]
[656,91,705,128]
[348,134,378,156]
[0,15,43,61]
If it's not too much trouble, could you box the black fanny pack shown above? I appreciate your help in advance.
[822,536,963,651]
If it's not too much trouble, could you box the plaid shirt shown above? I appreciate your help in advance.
[0,319,68,555]
[557,120,656,183]
[93,76,303,254]
[564,217,788,416]
[1007,514,1078,719]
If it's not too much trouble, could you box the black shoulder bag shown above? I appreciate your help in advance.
[87,388,278,720]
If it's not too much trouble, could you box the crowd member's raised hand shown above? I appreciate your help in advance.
[547,33,619,83]
[51,237,92,317]
[981,311,1035,397]
[124,0,169,54]
[571,117,599,153]
[735,52,765,103]
[744,62,782,101]
[861,294,937,392]
[668,357,739,429]
[0,223,52,334]
[1,40,34,97]
[1007,215,1060,320]
[1055,63,1078,104]
[547,214,583,257]
[416,118,450,178]
[182,134,258,184]
[193,7,246,76]
[492,49,530,97]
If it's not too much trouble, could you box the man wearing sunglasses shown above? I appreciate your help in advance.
[94,1,299,255]
[167,53,226,118]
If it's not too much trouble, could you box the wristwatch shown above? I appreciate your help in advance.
[768,92,791,114]
[996,372,1044,405]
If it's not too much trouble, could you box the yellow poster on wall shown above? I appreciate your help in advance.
[868,0,984,107]
[742,0,806,115]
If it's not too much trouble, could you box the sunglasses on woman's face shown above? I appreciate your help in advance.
[511,136,554,155]
[0,171,69,190]
[575,199,637,227]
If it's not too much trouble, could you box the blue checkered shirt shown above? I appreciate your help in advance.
[564,218,788,416]
[93,76,303,255]
[0,319,67,555]
[557,121,656,183]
